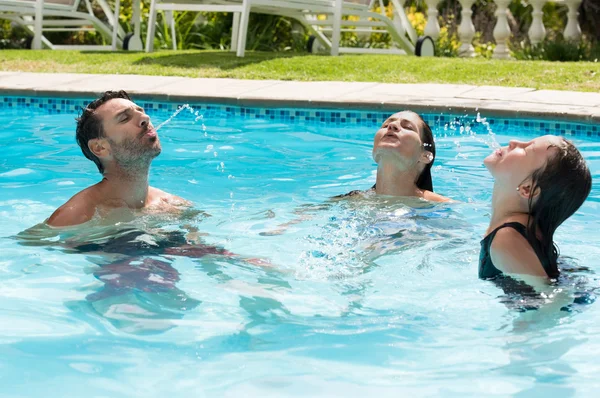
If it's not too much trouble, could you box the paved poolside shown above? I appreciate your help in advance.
[0,71,599,122]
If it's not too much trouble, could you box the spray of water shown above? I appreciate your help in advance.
[154,104,192,131]
[440,111,501,150]
[155,104,208,133]
[474,112,501,149]
[154,104,233,192]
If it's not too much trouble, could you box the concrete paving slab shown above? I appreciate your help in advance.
[0,73,89,91]
[43,74,189,98]
[457,86,537,100]
[0,71,21,79]
[340,83,477,102]
[238,81,379,101]
[517,90,600,107]
[158,78,283,100]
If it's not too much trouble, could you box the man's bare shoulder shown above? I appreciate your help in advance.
[46,187,100,227]
[149,186,192,207]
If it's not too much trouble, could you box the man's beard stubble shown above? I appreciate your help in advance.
[108,135,161,175]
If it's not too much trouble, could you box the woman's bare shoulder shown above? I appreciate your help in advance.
[423,190,453,203]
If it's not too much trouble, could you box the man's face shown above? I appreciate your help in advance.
[95,98,161,168]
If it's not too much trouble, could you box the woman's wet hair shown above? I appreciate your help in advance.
[76,90,132,174]
[525,139,592,277]
[413,113,436,192]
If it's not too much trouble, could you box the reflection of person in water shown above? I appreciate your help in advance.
[65,229,214,333]
[21,215,269,334]
[81,260,201,334]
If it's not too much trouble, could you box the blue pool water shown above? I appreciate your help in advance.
[1,99,600,397]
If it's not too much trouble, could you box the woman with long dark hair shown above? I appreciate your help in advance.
[340,110,449,202]
[480,135,592,284]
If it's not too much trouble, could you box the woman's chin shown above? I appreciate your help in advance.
[483,154,497,169]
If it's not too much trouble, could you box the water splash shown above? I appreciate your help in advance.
[439,112,501,150]
[474,112,501,149]
[154,104,192,131]
[154,104,209,137]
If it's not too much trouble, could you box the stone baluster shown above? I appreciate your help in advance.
[424,0,442,40]
[563,0,582,42]
[492,0,511,59]
[457,0,476,57]
[527,0,546,45]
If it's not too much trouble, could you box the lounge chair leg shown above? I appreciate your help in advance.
[331,0,343,55]
[145,0,158,52]
[111,0,121,50]
[231,12,240,52]
[33,0,43,50]
[236,0,250,57]
[165,11,176,50]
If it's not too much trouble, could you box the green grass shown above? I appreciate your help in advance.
[1,50,599,92]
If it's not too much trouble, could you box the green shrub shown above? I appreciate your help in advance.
[0,20,30,49]
[512,35,596,62]
[473,32,494,59]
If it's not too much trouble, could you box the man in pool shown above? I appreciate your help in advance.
[47,90,187,227]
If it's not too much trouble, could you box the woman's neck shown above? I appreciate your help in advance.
[375,162,422,197]
[488,183,529,233]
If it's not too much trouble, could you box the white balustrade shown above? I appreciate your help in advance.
[563,0,582,41]
[424,0,442,40]
[457,0,475,57]
[492,0,511,59]
[528,0,546,45]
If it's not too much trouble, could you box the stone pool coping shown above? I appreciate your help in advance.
[0,71,599,122]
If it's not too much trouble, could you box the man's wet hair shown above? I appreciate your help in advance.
[76,90,132,174]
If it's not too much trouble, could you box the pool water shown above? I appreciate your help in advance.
[1,102,599,397]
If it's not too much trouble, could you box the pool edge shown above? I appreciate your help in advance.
[0,72,599,124]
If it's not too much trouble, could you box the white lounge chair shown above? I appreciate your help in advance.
[0,0,125,50]
[145,0,248,53]
[239,0,420,57]
[145,0,431,57]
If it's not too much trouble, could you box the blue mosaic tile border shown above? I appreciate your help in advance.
[1,95,598,138]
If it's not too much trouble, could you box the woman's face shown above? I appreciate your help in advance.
[372,112,429,169]
[483,135,563,187]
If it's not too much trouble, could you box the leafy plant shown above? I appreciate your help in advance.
[512,35,596,62]
[0,20,30,49]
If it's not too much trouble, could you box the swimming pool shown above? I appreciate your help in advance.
[1,96,599,397]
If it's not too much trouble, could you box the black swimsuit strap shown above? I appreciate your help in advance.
[488,222,528,240]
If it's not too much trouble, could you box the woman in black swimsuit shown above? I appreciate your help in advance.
[480,135,591,285]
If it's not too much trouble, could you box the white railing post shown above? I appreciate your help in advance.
[424,0,441,40]
[492,0,511,59]
[457,0,475,57]
[528,0,546,45]
[563,0,582,42]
